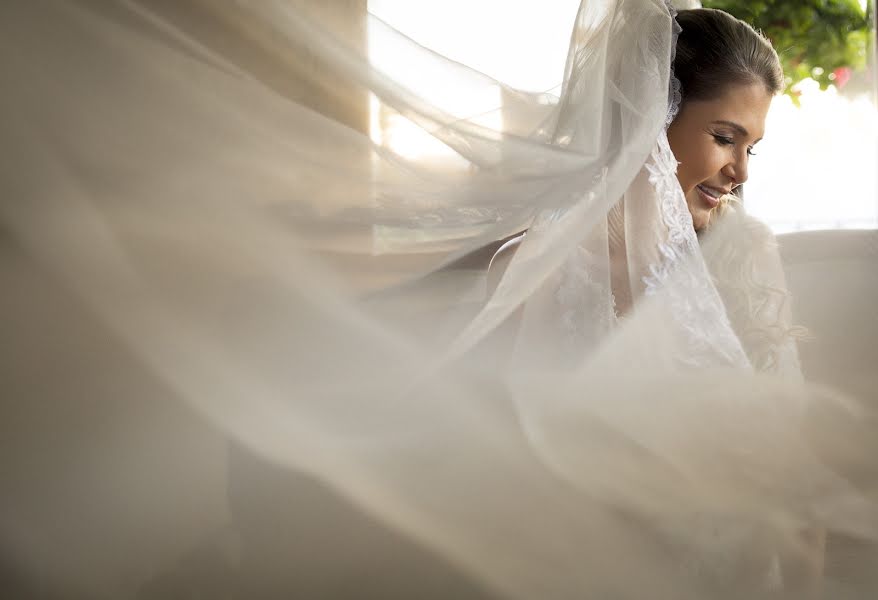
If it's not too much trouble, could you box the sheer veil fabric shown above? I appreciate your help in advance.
[1,0,877,598]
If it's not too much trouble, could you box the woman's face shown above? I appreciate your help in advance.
[667,82,774,231]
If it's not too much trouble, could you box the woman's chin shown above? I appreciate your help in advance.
[684,191,712,232]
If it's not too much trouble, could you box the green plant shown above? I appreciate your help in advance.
[702,0,874,95]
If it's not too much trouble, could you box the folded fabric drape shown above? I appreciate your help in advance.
[1,1,876,597]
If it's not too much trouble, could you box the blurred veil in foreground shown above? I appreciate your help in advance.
[1,0,877,598]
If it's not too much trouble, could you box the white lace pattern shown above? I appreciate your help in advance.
[643,132,749,368]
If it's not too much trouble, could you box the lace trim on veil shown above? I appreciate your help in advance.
[643,133,749,368]
[640,3,747,368]
[665,1,683,127]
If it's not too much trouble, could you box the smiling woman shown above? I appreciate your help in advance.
[666,8,784,230]
[668,83,774,230]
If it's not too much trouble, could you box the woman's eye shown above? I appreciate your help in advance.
[712,134,734,146]
[747,147,757,157]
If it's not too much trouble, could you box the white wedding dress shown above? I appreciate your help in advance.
[1,0,876,598]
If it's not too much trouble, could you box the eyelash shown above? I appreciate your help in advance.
[712,134,756,157]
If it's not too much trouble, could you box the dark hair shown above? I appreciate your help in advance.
[673,9,784,104]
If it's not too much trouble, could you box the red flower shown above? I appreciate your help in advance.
[833,66,852,89]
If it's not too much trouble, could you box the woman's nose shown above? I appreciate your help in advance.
[721,152,749,186]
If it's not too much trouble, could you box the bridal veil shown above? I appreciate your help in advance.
[1,0,876,597]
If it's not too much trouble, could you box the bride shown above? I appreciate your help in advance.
[489,7,790,355]
[486,5,815,590]
[0,0,875,598]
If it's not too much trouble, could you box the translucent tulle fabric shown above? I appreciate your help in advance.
[1,0,877,598]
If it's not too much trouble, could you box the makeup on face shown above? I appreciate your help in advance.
[666,83,773,230]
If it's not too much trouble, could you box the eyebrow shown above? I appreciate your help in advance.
[711,120,763,142]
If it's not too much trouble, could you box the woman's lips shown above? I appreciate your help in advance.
[696,184,722,209]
